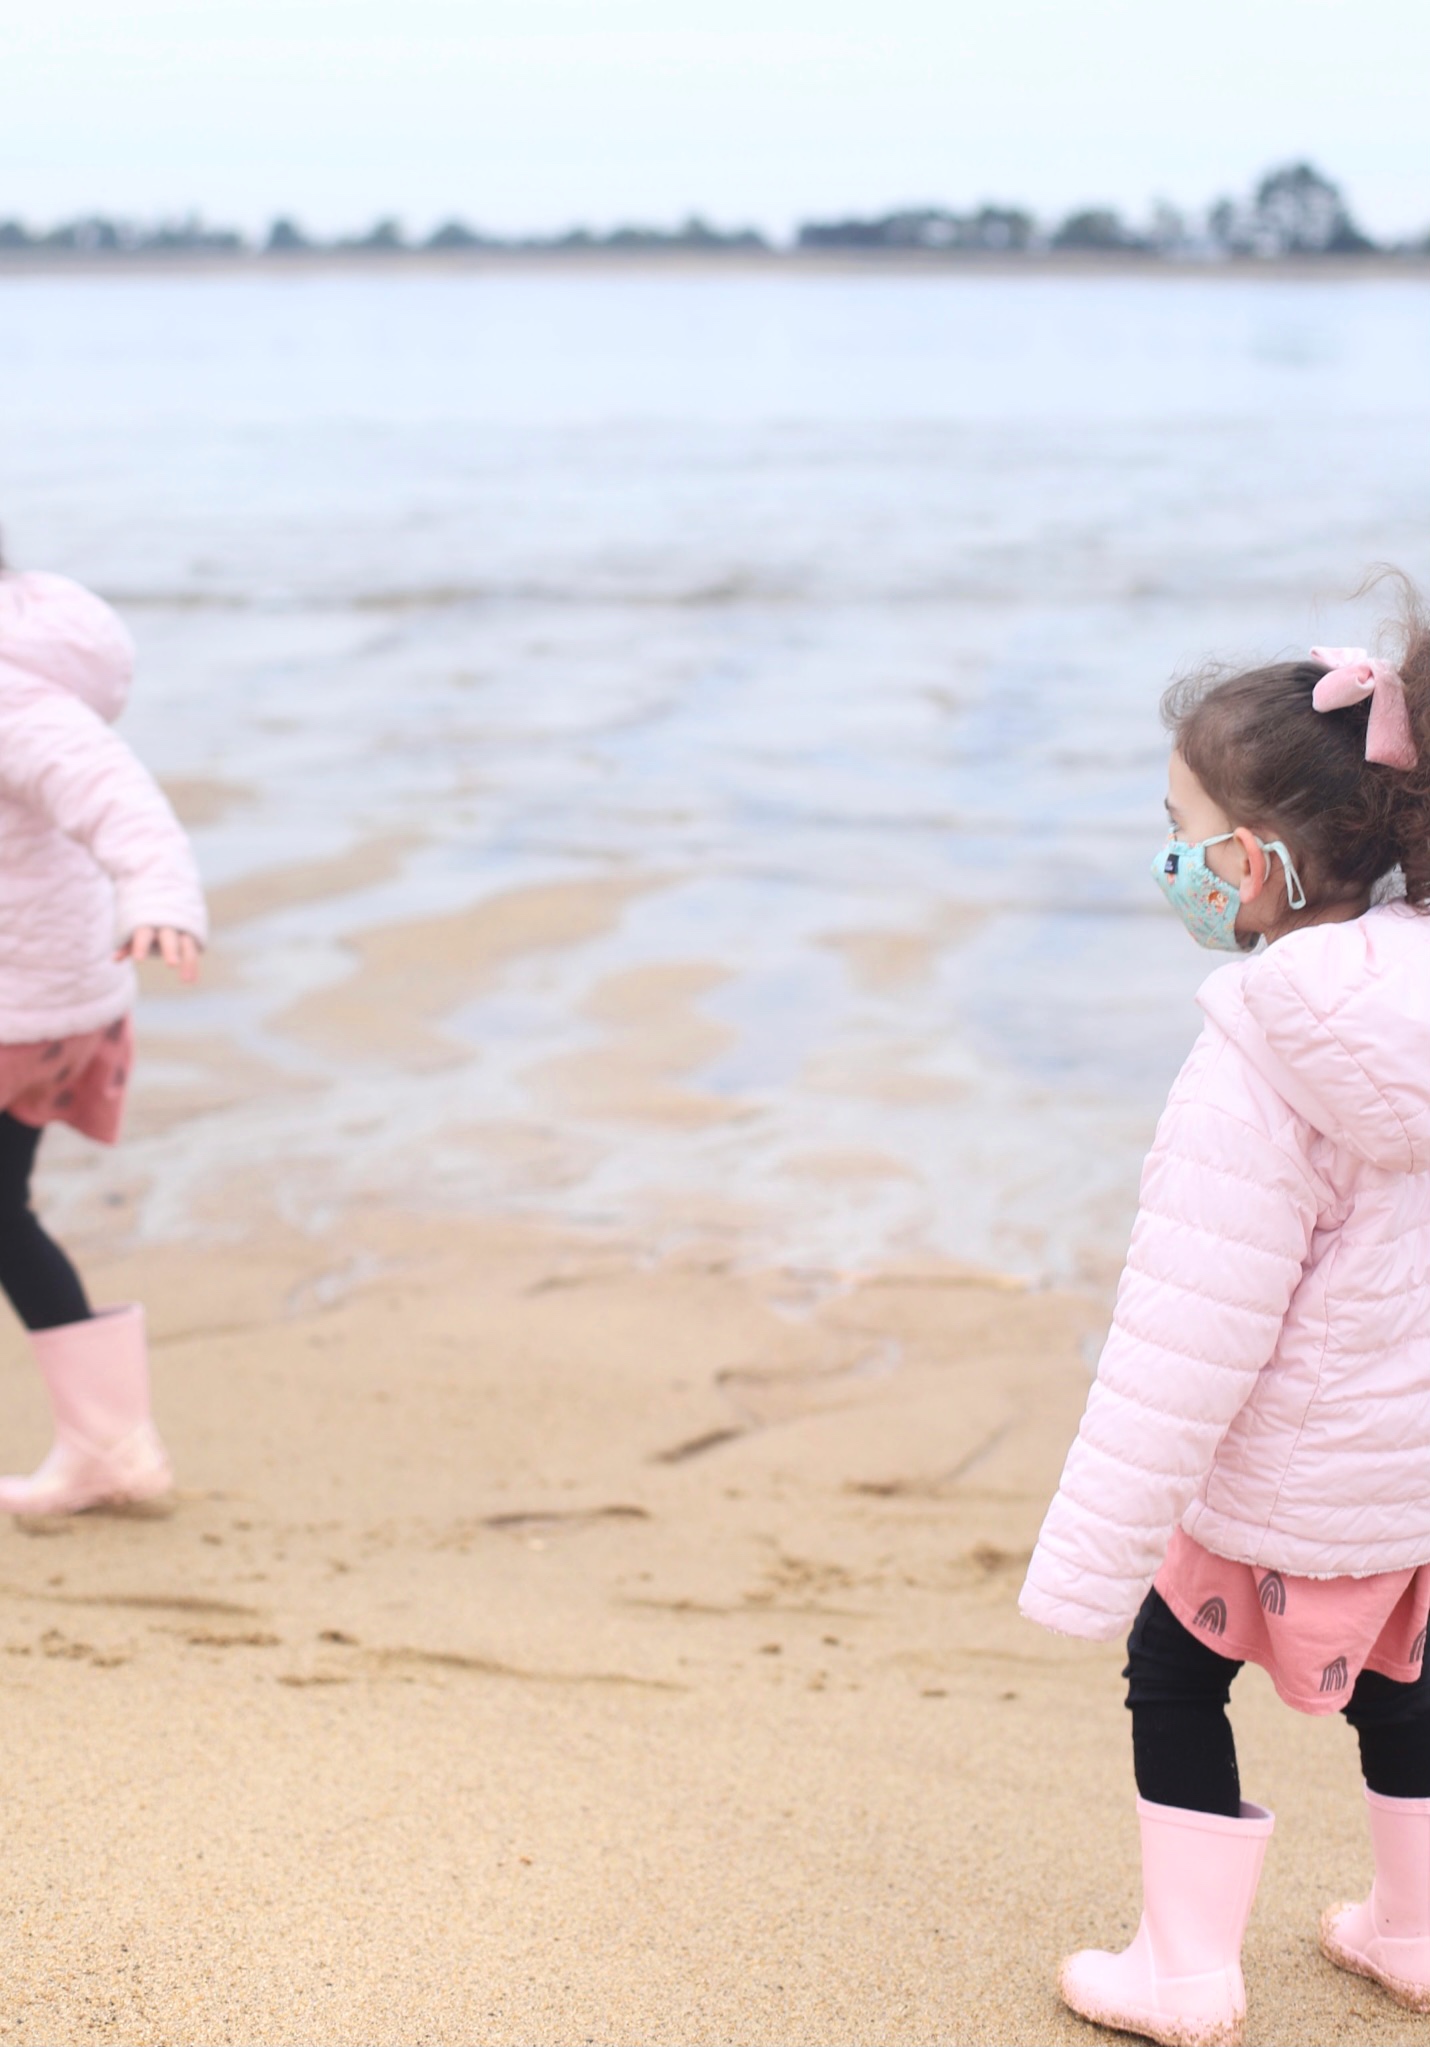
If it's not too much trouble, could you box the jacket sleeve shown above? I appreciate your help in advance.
[0,683,208,946]
[1019,1031,1320,1641]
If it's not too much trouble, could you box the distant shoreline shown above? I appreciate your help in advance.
[3,246,1430,283]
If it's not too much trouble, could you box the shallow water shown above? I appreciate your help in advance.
[3,265,1430,1277]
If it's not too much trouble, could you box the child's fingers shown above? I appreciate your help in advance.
[155,928,202,983]
[115,926,201,981]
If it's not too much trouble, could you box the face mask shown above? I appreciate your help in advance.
[1152,831,1307,952]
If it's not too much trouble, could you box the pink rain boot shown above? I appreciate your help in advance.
[1321,1787,1430,2011]
[1060,1797,1274,2047]
[0,1304,172,1515]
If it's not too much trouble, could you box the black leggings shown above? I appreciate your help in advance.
[0,1112,90,1331]
[1126,1588,1430,1815]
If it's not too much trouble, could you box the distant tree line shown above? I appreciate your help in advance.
[0,210,770,257]
[0,216,247,254]
[798,165,1386,257]
[0,165,1415,263]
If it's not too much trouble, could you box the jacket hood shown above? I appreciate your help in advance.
[1198,903,1430,1175]
[0,571,133,723]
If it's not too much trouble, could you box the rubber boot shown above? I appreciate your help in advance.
[1059,1797,1274,2047]
[0,1305,172,1515]
[1321,1787,1430,2011]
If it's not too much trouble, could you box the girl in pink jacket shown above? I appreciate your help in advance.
[0,567,206,1516]
[1021,610,1430,2045]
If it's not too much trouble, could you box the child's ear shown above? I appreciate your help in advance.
[1232,827,1270,900]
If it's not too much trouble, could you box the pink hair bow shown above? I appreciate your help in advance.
[1310,645,1419,770]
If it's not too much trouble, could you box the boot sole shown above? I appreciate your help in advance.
[1060,1971,1244,2046]
[1320,1908,1430,2013]
[6,1477,175,1523]
[87,1492,176,1520]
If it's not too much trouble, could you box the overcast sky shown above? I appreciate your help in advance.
[4,0,1428,240]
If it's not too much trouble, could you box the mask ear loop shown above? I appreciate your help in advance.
[1263,838,1307,911]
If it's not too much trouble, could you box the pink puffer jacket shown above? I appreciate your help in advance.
[1021,903,1430,1642]
[0,571,207,1043]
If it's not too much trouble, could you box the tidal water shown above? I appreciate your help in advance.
[3,264,1430,1278]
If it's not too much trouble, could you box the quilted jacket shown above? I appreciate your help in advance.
[0,571,207,1043]
[1021,903,1430,1641]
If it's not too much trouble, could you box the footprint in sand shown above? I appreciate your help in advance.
[37,1628,127,1668]
[482,1504,651,1533]
[651,1428,744,1464]
[184,1629,281,1649]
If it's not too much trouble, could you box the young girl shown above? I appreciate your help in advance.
[1021,612,1430,2046]
[0,564,206,1515]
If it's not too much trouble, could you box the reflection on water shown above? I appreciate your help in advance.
[4,268,1430,1278]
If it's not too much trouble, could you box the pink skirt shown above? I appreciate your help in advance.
[1156,1526,1430,1715]
[0,1016,133,1145]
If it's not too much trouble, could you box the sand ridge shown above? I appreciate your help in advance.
[276,874,664,1069]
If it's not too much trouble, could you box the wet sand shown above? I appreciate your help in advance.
[276,876,660,1072]
[0,879,1424,2043]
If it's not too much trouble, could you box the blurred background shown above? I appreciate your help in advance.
[4,0,1430,1286]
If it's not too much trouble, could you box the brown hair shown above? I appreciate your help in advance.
[1162,579,1430,915]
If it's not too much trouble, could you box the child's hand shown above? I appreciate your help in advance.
[116,926,202,983]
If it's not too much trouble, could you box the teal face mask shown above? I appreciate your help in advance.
[1152,831,1307,952]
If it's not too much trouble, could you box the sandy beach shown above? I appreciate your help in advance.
[4,260,1430,2043]
[0,857,1418,2047]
